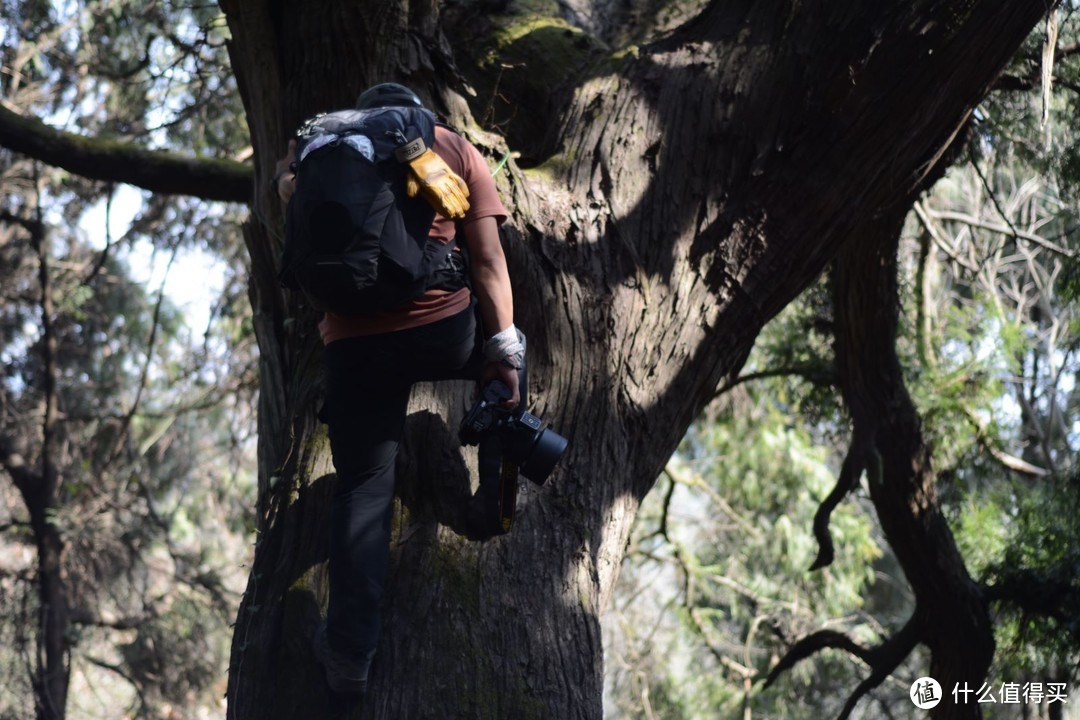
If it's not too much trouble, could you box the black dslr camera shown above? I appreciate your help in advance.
[459,380,568,485]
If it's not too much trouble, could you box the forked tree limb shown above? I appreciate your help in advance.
[764,616,922,720]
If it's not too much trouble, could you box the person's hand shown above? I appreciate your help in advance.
[404,149,470,219]
[273,139,297,203]
[481,362,520,410]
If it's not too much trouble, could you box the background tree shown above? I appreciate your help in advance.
[1,3,256,719]
[0,0,1063,718]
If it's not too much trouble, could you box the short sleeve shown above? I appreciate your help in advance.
[429,127,508,242]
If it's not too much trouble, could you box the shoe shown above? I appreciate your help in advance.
[313,622,370,696]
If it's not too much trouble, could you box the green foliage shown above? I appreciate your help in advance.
[743,281,839,429]
[982,472,1080,678]
[606,376,890,719]
[1,2,258,716]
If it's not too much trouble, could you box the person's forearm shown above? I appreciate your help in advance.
[465,215,521,406]
[472,257,514,336]
[464,217,514,336]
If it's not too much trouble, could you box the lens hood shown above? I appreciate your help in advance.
[519,426,569,485]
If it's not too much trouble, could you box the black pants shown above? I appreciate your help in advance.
[320,306,484,663]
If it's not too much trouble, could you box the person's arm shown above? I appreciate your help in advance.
[464,215,521,408]
[273,139,297,204]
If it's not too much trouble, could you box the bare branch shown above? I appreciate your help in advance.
[663,459,761,540]
[912,201,979,272]
[715,363,837,397]
[105,243,180,467]
[1041,8,1060,129]
[959,406,1050,477]
[764,616,922,720]
[924,208,1074,258]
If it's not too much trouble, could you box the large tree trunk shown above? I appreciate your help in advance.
[217,1,1048,717]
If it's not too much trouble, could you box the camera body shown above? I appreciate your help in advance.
[459,380,568,485]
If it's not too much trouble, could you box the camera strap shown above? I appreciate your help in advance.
[496,458,519,533]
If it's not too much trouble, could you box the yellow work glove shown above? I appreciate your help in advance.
[403,148,471,220]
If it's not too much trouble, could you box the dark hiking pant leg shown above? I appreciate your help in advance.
[319,367,408,664]
[320,307,479,663]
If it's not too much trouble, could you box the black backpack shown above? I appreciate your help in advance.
[279,106,462,314]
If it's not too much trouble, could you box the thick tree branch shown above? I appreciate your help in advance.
[829,212,994,718]
[28,178,73,720]
[715,363,837,397]
[764,617,921,720]
[984,573,1076,620]
[0,104,252,203]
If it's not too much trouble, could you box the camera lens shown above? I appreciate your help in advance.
[518,426,569,485]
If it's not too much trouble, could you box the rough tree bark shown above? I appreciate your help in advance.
[214,1,1048,718]
[0,0,1052,718]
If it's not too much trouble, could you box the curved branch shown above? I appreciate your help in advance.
[809,429,869,571]
[764,616,922,720]
[762,630,874,689]
[0,104,252,203]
